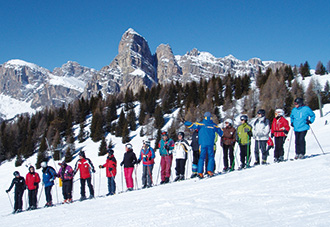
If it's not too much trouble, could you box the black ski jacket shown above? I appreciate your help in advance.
[7,176,26,193]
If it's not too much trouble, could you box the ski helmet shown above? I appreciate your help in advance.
[29,166,35,172]
[125,143,133,150]
[177,132,184,139]
[294,98,304,106]
[224,119,233,126]
[13,171,20,177]
[107,149,114,156]
[161,131,168,137]
[143,140,151,147]
[240,115,248,122]
[41,161,47,168]
[275,109,285,117]
[257,109,266,117]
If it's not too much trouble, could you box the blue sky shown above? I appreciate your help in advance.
[0,0,329,71]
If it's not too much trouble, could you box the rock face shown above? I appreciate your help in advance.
[83,28,157,98]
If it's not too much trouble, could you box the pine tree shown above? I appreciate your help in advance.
[122,122,130,143]
[108,138,114,149]
[127,109,137,131]
[15,152,23,167]
[154,105,165,129]
[327,61,330,73]
[140,126,145,137]
[36,134,48,169]
[315,61,326,75]
[78,122,86,143]
[291,80,305,100]
[154,129,162,150]
[53,130,62,160]
[98,136,107,156]
[105,97,117,132]
[64,147,73,163]
[139,104,146,126]
[305,79,319,110]
[115,109,126,137]
[90,108,105,142]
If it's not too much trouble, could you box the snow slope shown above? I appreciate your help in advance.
[1,105,330,226]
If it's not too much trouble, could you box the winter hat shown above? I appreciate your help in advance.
[13,171,20,177]
[125,143,133,150]
[177,132,184,139]
[107,149,114,156]
[41,161,47,168]
[204,112,212,118]
[79,151,86,158]
[59,161,66,166]
[275,109,285,117]
[224,119,233,125]
[29,166,35,172]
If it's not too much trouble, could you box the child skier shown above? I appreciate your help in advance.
[120,143,137,191]
[173,132,190,181]
[6,171,26,213]
[99,149,117,196]
[137,140,155,188]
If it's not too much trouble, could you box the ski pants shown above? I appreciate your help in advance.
[223,144,234,169]
[192,149,200,173]
[124,167,134,189]
[44,185,53,203]
[142,165,153,187]
[160,154,173,181]
[295,130,308,155]
[175,158,187,176]
[62,180,73,200]
[14,191,24,211]
[239,144,251,167]
[198,145,214,174]
[107,177,116,195]
[254,140,268,162]
[28,189,38,208]
[80,177,94,197]
[274,136,286,159]
[205,149,216,172]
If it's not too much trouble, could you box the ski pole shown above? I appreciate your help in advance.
[156,164,161,185]
[286,130,293,160]
[121,166,124,193]
[98,169,101,197]
[38,184,44,207]
[231,143,239,171]
[6,192,13,210]
[310,125,325,154]
[134,166,138,190]
[24,191,28,210]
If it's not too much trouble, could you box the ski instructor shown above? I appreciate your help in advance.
[290,97,315,159]
[184,112,223,178]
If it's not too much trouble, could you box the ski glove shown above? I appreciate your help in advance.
[149,157,152,161]
[137,159,141,164]
[5,189,9,193]
[291,122,294,127]
[108,167,113,171]
[271,133,274,138]
[34,182,38,186]
[306,120,311,125]
[120,162,124,166]
[283,130,288,134]
[92,169,96,173]
[164,144,169,150]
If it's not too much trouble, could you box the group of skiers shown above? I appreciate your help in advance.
[5,97,316,214]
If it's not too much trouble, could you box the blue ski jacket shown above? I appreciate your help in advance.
[290,105,315,132]
[42,166,56,187]
[184,116,223,146]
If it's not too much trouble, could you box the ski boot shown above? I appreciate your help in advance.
[197,173,204,179]
[179,175,185,181]
[164,177,170,184]
[174,176,180,182]
[190,173,198,178]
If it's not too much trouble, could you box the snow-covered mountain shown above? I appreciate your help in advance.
[0,28,288,119]
[1,104,330,226]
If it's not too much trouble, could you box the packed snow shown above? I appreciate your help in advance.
[1,103,330,226]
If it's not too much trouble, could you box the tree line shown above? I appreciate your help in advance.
[0,62,329,168]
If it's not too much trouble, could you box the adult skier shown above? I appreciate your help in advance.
[57,161,74,203]
[252,109,270,165]
[173,132,190,181]
[99,149,117,195]
[120,143,137,191]
[190,129,199,178]
[221,119,236,171]
[236,115,253,169]
[290,98,315,159]
[137,140,155,188]
[25,165,41,210]
[158,131,174,184]
[6,171,26,213]
[41,161,56,207]
[73,151,96,201]
[184,112,223,178]
[271,109,290,162]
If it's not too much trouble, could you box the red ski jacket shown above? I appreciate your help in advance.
[102,155,117,178]
[25,172,41,190]
[74,158,95,179]
[271,116,290,137]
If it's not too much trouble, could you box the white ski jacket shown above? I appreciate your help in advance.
[173,139,191,159]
